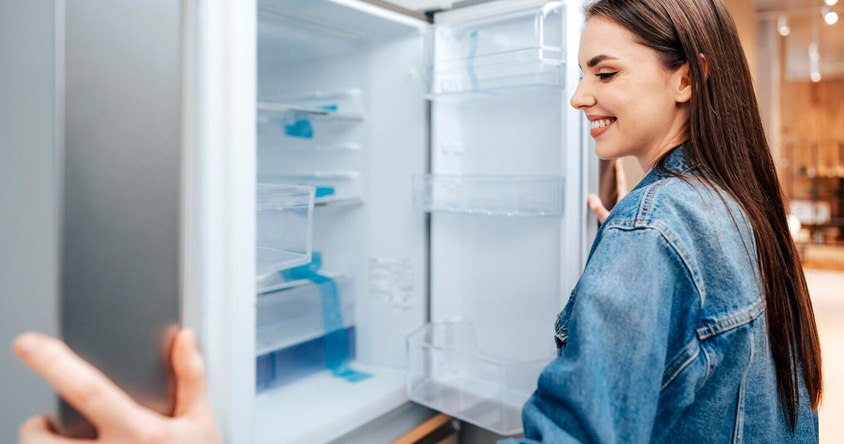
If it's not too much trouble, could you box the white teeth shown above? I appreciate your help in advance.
[591,118,616,130]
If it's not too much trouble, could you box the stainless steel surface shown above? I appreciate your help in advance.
[0,0,60,441]
[58,0,182,437]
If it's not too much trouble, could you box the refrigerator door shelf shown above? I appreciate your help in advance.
[255,274,354,356]
[256,184,315,278]
[407,320,554,436]
[427,1,565,98]
[427,49,563,99]
[413,174,565,217]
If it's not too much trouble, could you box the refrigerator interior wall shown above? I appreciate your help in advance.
[253,1,428,443]
[410,0,570,435]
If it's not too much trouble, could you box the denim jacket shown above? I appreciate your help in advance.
[502,146,819,444]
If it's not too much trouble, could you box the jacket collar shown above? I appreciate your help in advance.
[632,143,694,192]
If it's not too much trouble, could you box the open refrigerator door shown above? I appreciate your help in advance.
[408,0,590,436]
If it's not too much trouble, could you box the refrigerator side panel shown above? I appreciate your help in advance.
[59,0,182,436]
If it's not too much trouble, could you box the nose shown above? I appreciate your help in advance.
[569,78,596,110]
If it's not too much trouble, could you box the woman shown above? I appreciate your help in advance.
[14,0,822,442]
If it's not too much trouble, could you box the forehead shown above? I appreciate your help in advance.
[578,17,647,67]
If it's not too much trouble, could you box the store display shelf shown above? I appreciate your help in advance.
[407,320,553,436]
[413,174,565,217]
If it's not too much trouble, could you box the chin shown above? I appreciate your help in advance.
[594,141,624,161]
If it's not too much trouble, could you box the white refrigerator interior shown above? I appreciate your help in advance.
[191,0,591,443]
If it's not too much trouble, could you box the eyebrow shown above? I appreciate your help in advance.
[578,54,618,69]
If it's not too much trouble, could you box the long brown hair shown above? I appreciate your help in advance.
[585,0,822,430]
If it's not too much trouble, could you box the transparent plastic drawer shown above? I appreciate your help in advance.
[407,320,553,435]
[413,174,565,217]
[256,274,354,356]
[256,184,315,280]
[427,1,565,99]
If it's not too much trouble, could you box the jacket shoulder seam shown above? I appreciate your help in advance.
[696,298,766,340]
[602,221,706,312]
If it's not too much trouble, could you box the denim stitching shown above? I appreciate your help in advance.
[636,179,674,225]
[732,326,754,444]
[661,340,701,391]
[602,221,706,312]
[696,298,766,340]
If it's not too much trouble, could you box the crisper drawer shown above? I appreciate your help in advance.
[256,274,355,357]
[407,320,554,436]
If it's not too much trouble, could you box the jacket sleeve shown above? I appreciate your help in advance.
[500,226,696,444]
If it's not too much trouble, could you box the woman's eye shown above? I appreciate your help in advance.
[597,72,618,81]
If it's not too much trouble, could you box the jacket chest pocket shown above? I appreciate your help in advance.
[554,288,578,356]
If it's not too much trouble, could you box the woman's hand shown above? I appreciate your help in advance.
[13,329,222,444]
[587,159,629,224]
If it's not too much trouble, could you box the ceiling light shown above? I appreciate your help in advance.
[824,10,839,25]
[778,15,791,36]
[824,0,838,6]
[809,41,821,82]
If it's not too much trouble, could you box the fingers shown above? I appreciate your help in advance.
[172,329,211,417]
[614,158,629,198]
[12,333,141,432]
[587,194,610,224]
[18,416,92,444]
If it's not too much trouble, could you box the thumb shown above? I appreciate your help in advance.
[587,194,610,224]
[172,329,210,417]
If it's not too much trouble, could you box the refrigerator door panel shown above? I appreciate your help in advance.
[57,0,183,437]
[410,0,591,435]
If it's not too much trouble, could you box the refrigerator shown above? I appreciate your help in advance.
[59,0,599,442]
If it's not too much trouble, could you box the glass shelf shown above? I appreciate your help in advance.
[427,1,565,99]
[413,174,565,217]
[257,102,364,122]
[407,320,553,436]
[261,172,365,208]
[257,89,364,123]
[256,184,315,280]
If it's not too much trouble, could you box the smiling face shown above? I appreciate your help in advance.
[571,16,692,170]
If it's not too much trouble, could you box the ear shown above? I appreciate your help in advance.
[674,62,692,104]
[674,53,708,105]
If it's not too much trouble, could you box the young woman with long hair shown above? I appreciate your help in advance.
[13,0,822,443]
